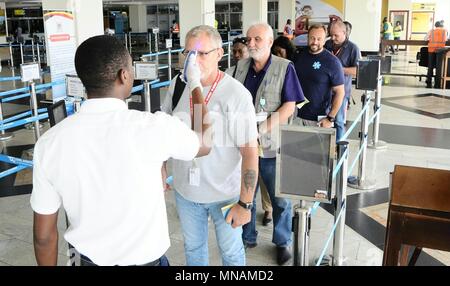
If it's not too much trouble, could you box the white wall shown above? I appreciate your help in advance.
[178,0,215,46]
[278,0,296,34]
[344,0,382,52]
[242,0,268,35]
[435,0,450,30]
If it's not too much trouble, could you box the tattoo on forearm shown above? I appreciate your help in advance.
[243,170,257,193]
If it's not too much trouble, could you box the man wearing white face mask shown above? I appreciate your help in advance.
[232,22,305,266]
[162,25,259,266]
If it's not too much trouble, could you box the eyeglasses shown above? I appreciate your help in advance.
[182,48,219,57]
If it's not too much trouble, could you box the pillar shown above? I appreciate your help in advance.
[129,5,148,33]
[178,0,215,47]
[242,0,268,36]
[278,0,296,34]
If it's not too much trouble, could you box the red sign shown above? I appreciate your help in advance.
[49,34,70,42]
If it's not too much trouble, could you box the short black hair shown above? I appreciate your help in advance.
[233,37,247,45]
[75,35,131,96]
[272,36,296,61]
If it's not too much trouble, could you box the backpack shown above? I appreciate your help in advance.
[172,73,186,111]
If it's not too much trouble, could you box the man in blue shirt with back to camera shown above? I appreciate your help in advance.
[325,20,361,141]
[294,24,345,140]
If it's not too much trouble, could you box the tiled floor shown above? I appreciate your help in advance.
[1,50,450,266]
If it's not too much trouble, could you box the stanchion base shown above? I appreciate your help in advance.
[25,123,44,130]
[347,176,377,190]
[368,140,388,150]
[314,255,332,266]
[0,132,14,141]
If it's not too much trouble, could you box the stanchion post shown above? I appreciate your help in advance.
[37,43,41,68]
[29,82,40,140]
[293,201,310,266]
[368,76,387,150]
[0,100,14,141]
[20,43,24,64]
[227,41,231,69]
[332,141,349,266]
[143,81,151,112]
[148,32,152,54]
[348,91,376,190]
[31,38,35,61]
[168,48,172,80]
[124,33,129,53]
[129,33,132,55]
[9,43,14,68]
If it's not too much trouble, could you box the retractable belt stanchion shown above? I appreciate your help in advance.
[332,141,349,266]
[348,91,376,190]
[148,32,152,54]
[143,80,151,112]
[168,47,172,80]
[29,82,41,140]
[36,43,41,68]
[31,39,35,61]
[129,33,132,55]
[293,201,310,266]
[227,41,231,69]
[124,33,129,53]
[9,43,14,68]
[20,43,24,64]
[0,100,14,141]
[368,76,387,150]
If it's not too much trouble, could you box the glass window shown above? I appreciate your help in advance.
[230,3,242,13]
[147,5,157,14]
[230,13,242,30]
[216,4,229,13]
[158,5,169,14]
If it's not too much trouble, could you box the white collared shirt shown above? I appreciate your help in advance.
[30,98,199,265]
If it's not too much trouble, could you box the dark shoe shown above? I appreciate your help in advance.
[262,211,272,226]
[244,241,257,249]
[276,247,292,265]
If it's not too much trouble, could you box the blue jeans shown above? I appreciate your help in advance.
[175,191,245,266]
[335,96,349,142]
[242,157,292,247]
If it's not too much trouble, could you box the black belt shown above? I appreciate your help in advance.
[79,253,162,266]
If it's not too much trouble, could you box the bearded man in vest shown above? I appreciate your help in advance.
[425,21,449,88]
[233,22,305,265]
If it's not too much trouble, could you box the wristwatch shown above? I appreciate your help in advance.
[238,200,253,210]
[326,114,336,122]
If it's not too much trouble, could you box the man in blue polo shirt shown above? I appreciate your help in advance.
[325,20,361,141]
[233,22,305,265]
[294,24,345,137]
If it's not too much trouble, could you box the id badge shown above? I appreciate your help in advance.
[189,167,201,187]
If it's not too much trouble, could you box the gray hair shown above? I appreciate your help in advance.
[330,20,347,33]
[185,25,222,48]
[247,22,274,41]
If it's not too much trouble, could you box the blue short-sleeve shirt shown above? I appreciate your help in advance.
[294,49,345,121]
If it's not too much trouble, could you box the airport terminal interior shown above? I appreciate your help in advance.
[0,0,449,266]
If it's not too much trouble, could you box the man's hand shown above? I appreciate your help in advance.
[161,164,171,192]
[183,51,202,92]
[225,205,251,228]
[318,117,334,128]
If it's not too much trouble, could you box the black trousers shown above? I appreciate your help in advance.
[427,52,443,88]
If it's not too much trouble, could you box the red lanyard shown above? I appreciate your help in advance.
[189,70,222,116]
[332,47,342,57]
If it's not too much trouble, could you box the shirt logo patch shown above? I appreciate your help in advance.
[313,61,322,70]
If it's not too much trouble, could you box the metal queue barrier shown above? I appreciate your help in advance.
[277,58,387,266]
[0,42,46,68]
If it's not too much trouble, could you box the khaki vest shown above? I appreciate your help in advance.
[234,56,290,158]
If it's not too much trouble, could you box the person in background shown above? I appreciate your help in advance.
[343,21,352,38]
[294,24,345,137]
[272,35,297,62]
[325,20,361,141]
[425,21,449,88]
[283,19,294,40]
[382,17,395,54]
[393,21,403,53]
